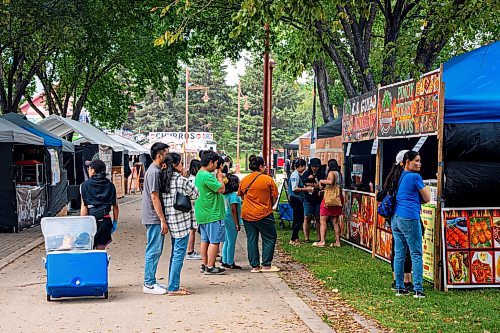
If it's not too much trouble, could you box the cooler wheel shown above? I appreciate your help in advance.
[104,292,108,299]
[47,294,51,302]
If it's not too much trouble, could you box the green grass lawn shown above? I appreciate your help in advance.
[276,227,500,333]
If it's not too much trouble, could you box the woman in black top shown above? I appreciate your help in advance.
[81,160,119,249]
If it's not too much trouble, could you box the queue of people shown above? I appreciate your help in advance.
[138,144,280,295]
[286,157,344,248]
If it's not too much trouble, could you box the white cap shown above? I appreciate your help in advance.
[395,150,409,165]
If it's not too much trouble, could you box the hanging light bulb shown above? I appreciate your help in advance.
[202,90,209,103]
[243,98,250,111]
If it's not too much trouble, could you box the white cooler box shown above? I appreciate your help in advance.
[41,216,97,252]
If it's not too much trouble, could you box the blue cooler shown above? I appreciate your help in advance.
[44,250,109,301]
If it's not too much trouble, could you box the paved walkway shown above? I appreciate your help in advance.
[0,194,142,263]
[0,198,334,333]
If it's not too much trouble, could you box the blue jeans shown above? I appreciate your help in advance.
[168,234,189,292]
[222,220,238,265]
[391,215,423,292]
[144,224,165,286]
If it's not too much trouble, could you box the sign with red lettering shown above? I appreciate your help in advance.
[342,90,378,142]
[377,69,440,138]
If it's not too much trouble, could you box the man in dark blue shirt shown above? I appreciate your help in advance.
[301,158,326,242]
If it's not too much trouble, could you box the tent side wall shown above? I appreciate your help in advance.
[444,123,500,207]
[44,147,68,216]
[0,143,16,228]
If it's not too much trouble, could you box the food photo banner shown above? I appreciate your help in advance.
[342,90,378,142]
[442,208,500,288]
[378,69,440,138]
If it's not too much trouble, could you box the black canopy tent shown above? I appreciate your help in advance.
[0,118,46,232]
[317,116,342,139]
[1,113,75,217]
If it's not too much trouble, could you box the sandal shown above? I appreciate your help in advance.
[330,243,341,248]
[289,240,300,245]
[261,265,281,273]
[251,266,262,273]
[312,242,326,248]
[168,289,191,296]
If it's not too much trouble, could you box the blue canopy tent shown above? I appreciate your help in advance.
[442,41,500,207]
[1,113,75,217]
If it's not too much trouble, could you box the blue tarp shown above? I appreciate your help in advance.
[443,41,500,124]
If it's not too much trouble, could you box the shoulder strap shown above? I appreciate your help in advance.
[244,173,261,194]
[395,172,408,195]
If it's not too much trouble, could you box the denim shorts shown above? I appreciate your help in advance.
[198,220,225,244]
[303,201,321,217]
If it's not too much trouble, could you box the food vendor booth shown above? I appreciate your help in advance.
[439,41,500,289]
[39,115,127,202]
[341,90,379,253]
[0,118,46,232]
[109,134,149,195]
[374,69,441,286]
[2,113,75,219]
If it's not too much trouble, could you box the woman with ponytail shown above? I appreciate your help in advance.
[160,152,199,295]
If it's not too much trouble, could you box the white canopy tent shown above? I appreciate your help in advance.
[108,134,149,156]
[39,115,124,151]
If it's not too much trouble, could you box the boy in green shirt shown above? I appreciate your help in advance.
[195,150,226,275]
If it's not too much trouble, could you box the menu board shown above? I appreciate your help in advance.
[421,204,436,281]
[314,136,343,166]
[378,69,440,138]
[342,90,378,142]
[375,203,437,283]
[342,190,375,252]
[442,208,500,288]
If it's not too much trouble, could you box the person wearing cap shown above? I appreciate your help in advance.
[301,158,326,242]
[379,150,413,292]
[80,159,119,250]
[382,150,430,298]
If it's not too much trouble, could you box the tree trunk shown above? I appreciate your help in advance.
[313,60,334,123]
[381,21,401,85]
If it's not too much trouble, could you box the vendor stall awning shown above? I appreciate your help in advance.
[39,115,124,151]
[284,131,310,150]
[1,113,74,153]
[0,118,44,145]
[108,134,148,156]
[317,117,342,139]
[443,41,500,124]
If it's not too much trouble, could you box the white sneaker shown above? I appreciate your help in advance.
[186,251,202,260]
[143,283,167,295]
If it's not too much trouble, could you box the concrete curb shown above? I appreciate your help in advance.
[0,236,44,271]
[236,234,335,333]
[0,196,142,272]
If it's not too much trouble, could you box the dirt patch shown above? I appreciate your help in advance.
[274,246,391,333]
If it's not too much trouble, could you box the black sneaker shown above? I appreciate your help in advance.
[413,291,426,299]
[390,281,397,291]
[221,263,229,268]
[204,266,226,275]
[395,289,410,296]
[404,282,414,292]
[228,263,242,269]
[199,264,206,273]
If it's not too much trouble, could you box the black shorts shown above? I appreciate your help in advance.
[94,216,113,248]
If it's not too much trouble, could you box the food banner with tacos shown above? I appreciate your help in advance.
[342,90,378,142]
[442,208,500,288]
[378,69,440,138]
[342,190,375,252]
